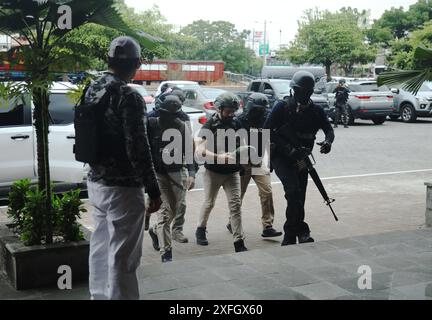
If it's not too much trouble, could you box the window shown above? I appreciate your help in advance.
[182,64,216,72]
[0,95,31,127]
[250,82,260,92]
[48,93,75,125]
[139,64,168,71]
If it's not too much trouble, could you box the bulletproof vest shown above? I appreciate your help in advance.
[281,97,321,148]
[148,116,187,173]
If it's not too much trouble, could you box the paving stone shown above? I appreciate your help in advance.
[281,253,333,270]
[372,255,417,271]
[337,261,392,276]
[263,245,309,259]
[266,268,321,287]
[357,289,391,300]
[209,265,261,281]
[230,275,290,294]
[252,287,310,300]
[317,250,363,264]
[390,271,432,287]
[248,262,298,275]
[403,252,432,268]
[320,238,365,250]
[332,272,393,295]
[139,274,182,295]
[291,282,353,300]
[295,241,340,254]
[304,265,355,281]
[389,282,432,300]
[173,270,225,289]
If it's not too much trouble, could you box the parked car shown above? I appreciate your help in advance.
[323,81,394,125]
[0,82,87,194]
[127,83,154,105]
[237,79,330,113]
[155,80,201,97]
[389,81,432,123]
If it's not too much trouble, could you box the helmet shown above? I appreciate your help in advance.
[158,95,182,114]
[214,92,240,111]
[339,78,346,85]
[170,89,186,103]
[108,36,141,59]
[246,93,269,110]
[290,71,316,91]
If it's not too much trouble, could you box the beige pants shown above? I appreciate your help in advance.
[153,168,188,255]
[239,165,275,230]
[198,169,244,242]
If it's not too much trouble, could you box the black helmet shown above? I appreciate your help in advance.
[159,95,182,114]
[339,78,346,85]
[247,93,269,109]
[290,71,316,91]
[214,92,240,111]
[170,89,186,103]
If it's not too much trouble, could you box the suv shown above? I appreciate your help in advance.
[238,79,330,112]
[390,82,432,123]
[0,82,87,195]
[324,81,394,125]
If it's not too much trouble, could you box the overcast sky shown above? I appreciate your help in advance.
[125,0,418,50]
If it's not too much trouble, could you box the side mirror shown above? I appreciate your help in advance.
[391,88,400,94]
[263,89,274,96]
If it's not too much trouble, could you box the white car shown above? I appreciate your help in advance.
[155,80,201,97]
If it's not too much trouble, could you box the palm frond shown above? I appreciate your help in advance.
[378,46,432,94]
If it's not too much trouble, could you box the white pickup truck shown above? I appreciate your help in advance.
[0,82,206,197]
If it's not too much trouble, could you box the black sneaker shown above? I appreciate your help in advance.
[298,233,315,244]
[226,223,233,234]
[148,227,160,251]
[161,250,172,263]
[281,236,297,246]
[261,227,283,238]
[144,214,150,231]
[195,227,209,246]
[234,239,248,253]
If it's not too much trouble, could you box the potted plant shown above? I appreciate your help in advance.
[0,0,160,290]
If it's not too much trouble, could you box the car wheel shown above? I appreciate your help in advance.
[372,117,386,125]
[389,115,399,121]
[401,103,417,123]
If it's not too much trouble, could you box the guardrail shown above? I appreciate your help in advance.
[224,71,257,84]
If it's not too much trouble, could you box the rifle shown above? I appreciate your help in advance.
[275,123,339,222]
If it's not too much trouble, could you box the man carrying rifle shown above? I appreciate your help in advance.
[264,71,335,246]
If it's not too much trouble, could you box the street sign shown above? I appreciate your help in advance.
[259,44,269,56]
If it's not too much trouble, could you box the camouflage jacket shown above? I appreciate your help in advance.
[85,72,161,199]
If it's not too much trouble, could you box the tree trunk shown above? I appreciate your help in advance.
[326,63,332,82]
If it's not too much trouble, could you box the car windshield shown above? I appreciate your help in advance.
[133,86,149,97]
[348,83,389,92]
[419,82,432,92]
[202,89,225,100]
[271,81,292,94]
[168,83,200,91]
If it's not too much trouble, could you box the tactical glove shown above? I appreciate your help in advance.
[317,141,332,154]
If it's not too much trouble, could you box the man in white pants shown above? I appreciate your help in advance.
[85,36,161,300]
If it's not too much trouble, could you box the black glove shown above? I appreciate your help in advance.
[289,147,311,161]
[317,141,332,154]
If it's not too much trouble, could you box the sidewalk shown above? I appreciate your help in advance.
[0,171,431,299]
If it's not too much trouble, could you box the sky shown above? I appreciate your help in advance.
[125,0,418,51]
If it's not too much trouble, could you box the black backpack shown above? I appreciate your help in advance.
[73,85,113,165]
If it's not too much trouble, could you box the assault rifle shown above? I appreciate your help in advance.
[275,123,339,222]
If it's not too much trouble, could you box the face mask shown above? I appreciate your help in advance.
[294,88,313,105]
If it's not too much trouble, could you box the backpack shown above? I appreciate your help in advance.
[73,85,113,165]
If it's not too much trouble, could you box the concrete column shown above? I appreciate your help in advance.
[426,183,432,227]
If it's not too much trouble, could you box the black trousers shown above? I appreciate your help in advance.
[271,156,310,237]
[334,103,349,126]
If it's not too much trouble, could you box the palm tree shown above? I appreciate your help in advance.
[0,0,159,244]
[378,46,432,94]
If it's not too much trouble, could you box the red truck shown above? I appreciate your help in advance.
[133,60,225,85]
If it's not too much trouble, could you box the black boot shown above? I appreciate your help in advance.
[234,239,248,252]
[195,227,208,246]
[298,233,315,244]
[148,227,160,251]
[281,235,297,246]
[262,227,283,238]
[161,249,172,263]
